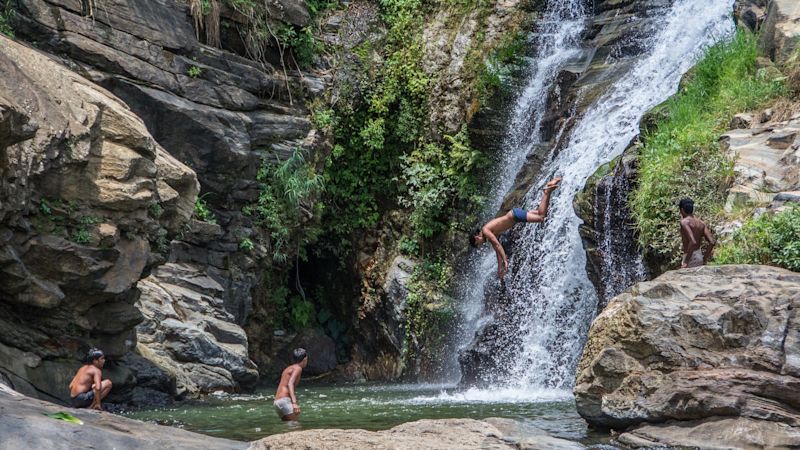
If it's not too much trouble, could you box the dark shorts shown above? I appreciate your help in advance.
[70,390,94,408]
[512,208,528,223]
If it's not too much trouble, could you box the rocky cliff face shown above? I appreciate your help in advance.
[0,34,197,403]
[9,0,328,399]
[574,265,800,448]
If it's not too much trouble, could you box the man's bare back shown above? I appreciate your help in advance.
[470,177,562,278]
[69,365,100,397]
[678,198,715,268]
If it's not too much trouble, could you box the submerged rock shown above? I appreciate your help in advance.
[575,265,800,446]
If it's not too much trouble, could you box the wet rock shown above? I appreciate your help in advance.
[575,265,800,435]
[282,329,337,376]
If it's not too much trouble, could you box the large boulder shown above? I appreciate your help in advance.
[575,265,800,446]
[0,35,197,404]
[0,383,246,450]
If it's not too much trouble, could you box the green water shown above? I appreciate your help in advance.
[125,384,615,446]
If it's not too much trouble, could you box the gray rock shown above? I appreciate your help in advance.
[135,263,259,397]
[0,383,246,450]
[618,417,800,449]
[249,418,516,450]
[759,0,800,65]
[575,265,800,435]
[0,35,196,403]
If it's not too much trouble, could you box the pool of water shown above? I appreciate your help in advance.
[124,384,616,446]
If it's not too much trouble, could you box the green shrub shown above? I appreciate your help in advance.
[239,237,254,251]
[715,206,800,271]
[194,196,217,224]
[399,126,484,238]
[187,65,202,78]
[631,31,786,263]
[250,149,322,263]
[0,3,14,38]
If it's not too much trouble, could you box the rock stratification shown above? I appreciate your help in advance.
[0,35,197,403]
[575,265,800,447]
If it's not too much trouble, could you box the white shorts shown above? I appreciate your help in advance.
[274,397,293,418]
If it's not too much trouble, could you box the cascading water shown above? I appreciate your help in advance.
[455,0,735,392]
[592,159,649,308]
[450,0,588,384]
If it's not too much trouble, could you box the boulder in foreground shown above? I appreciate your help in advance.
[575,265,800,447]
[0,384,245,450]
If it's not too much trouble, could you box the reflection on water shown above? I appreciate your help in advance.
[124,384,610,445]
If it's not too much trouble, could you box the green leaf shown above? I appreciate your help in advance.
[43,412,83,425]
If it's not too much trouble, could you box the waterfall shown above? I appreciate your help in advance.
[450,0,587,383]
[455,0,734,391]
[592,158,650,309]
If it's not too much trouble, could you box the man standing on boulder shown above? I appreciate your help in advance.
[469,177,562,278]
[678,198,715,268]
[68,348,112,410]
[274,348,308,421]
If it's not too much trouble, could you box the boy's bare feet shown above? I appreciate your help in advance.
[544,176,562,192]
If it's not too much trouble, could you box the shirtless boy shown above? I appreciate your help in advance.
[678,198,715,268]
[68,348,112,410]
[274,348,308,421]
[469,177,562,278]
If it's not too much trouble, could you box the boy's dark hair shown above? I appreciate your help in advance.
[85,348,104,364]
[678,198,694,214]
[468,228,482,248]
[292,348,307,363]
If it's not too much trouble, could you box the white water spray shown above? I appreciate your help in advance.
[455,0,735,392]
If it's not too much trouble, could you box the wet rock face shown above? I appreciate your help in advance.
[575,265,800,441]
[0,35,197,403]
[574,150,649,310]
[461,0,676,387]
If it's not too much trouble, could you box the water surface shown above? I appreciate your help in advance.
[125,383,613,445]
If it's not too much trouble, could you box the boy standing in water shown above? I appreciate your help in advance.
[469,177,562,278]
[68,348,113,410]
[274,348,308,421]
[678,198,715,268]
